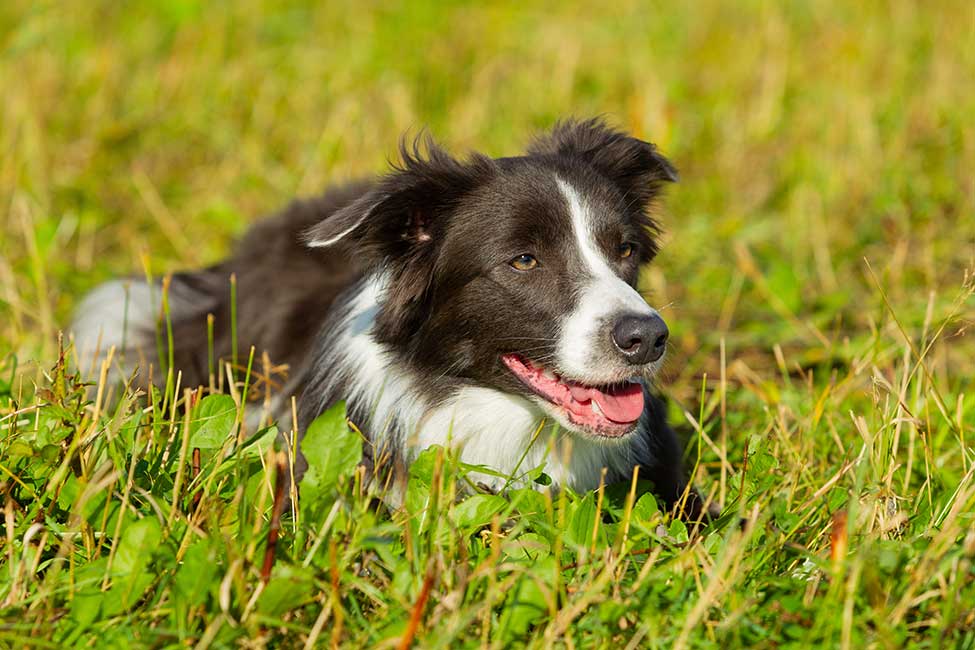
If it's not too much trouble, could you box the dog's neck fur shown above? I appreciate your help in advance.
[302,270,651,498]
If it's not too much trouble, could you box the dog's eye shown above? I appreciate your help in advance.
[510,254,539,271]
[619,243,635,259]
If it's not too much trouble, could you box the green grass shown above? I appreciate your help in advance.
[1,1,974,647]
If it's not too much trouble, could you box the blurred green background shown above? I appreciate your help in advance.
[2,2,974,646]
[1,0,973,388]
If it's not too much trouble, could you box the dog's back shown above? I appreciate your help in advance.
[73,180,371,399]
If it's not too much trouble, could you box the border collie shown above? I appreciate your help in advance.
[73,118,707,517]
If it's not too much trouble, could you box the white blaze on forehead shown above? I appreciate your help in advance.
[555,178,657,379]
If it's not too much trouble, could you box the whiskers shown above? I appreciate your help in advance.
[491,335,558,343]
[493,335,559,365]
[506,345,556,355]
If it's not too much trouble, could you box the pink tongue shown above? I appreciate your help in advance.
[568,383,644,424]
[592,384,645,423]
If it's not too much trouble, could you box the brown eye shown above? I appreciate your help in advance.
[510,254,539,271]
[619,243,635,259]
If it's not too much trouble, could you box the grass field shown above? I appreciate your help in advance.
[2,1,974,647]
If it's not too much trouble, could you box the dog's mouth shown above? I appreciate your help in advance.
[501,354,644,438]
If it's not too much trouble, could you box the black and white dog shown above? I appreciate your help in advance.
[74,118,707,516]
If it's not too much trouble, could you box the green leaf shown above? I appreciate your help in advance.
[405,446,442,536]
[408,445,439,485]
[632,492,660,523]
[119,409,143,450]
[667,518,688,544]
[174,540,218,607]
[503,532,551,561]
[189,394,238,449]
[110,516,163,611]
[566,493,597,548]
[497,556,555,640]
[300,402,361,502]
[40,443,60,464]
[69,588,104,631]
[745,449,779,495]
[108,571,155,614]
[451,494,507,532]
[533,471,552,486]
[257,564,315,616]
[7,440,33,458]
[57,474,81,510]
[113,516,162,576]
[237,425,278,458]
[67,558,111,637]
[510,487,548,520]
[828,486,849,512]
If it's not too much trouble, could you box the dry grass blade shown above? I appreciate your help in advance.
[261,452,289,584]
[398,561,437,650]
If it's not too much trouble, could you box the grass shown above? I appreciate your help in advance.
[1,0,974,647]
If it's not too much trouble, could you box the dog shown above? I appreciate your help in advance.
[73,118,708,517]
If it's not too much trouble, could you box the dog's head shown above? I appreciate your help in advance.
[305,118,677,440]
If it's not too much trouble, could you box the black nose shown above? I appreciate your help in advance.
[611,313,669,364]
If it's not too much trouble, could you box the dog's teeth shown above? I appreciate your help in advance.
[541,369,557,381]
[591,401,603,416]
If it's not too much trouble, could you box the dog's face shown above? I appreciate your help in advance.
[306,119,677,440]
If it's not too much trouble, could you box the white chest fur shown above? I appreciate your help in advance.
[321,273,648,494]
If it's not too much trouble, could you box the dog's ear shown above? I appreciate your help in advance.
[528,118,678,208]
[304,135,495,340]
[304,135,492,253]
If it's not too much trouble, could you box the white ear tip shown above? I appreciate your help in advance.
[305,227,356,248]
[304,205,372,249]
[305,237,335,248]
